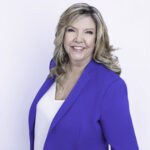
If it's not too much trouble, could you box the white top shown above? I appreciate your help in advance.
[34,81,65,150]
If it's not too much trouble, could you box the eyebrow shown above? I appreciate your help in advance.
[67,25,95,31]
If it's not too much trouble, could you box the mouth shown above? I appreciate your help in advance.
[71,46,86,52]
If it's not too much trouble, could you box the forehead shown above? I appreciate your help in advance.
[68,15,96,29]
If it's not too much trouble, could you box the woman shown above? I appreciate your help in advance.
[28,3,139,150]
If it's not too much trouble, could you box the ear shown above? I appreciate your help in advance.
[49,58,56,69]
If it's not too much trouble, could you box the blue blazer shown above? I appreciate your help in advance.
[28,58,139,150]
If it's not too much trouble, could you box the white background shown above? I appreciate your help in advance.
[0,0,149,149]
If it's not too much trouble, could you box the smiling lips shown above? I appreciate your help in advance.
[71,46,86,52]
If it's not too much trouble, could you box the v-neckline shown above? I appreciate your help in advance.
[53,81,65,101]
[29,58,98,137]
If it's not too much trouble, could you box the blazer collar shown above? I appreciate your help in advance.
[29,58,99,135]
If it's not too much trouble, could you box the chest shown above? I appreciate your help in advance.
[55,74,80,100]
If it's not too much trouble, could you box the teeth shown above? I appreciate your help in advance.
[73,46,84,50]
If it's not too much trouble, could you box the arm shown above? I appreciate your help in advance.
[100,79,139,150]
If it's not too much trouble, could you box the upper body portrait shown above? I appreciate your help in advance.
[28,3,139,150]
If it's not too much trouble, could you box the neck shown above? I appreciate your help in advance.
[67,58,92,74]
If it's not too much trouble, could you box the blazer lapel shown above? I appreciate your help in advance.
[29,76,55,134]
[48,58,96,133]
[29,58,97,139]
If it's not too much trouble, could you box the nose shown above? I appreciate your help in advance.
[74,32,83,43]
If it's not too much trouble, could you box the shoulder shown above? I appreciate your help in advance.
[92,60,127,93]
[49,58,56,69]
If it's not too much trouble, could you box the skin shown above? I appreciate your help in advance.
[55,15,96,100]
[64,15,96,74]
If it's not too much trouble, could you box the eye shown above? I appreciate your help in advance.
[86,31,93,34]
[67,29,74,32]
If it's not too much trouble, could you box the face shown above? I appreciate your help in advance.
[63,15,96,65]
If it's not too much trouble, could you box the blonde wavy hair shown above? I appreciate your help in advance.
[47,2,121,88]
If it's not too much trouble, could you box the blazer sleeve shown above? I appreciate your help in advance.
[100,78,139,150]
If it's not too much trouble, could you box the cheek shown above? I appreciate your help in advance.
[86,38,96,47]
[64,34,74,44]
[64,35,68,45]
